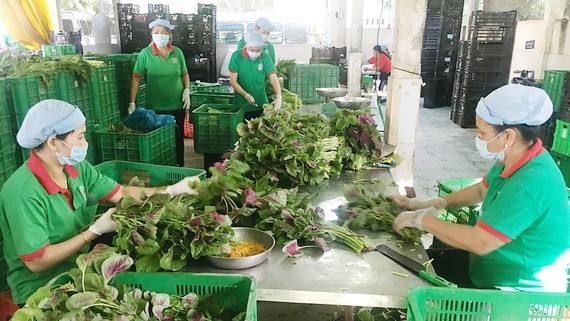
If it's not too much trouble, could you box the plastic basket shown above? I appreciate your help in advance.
[550,150,570,187]
[41,44,76,57]
[6,76,59,128]
[94,123,176,165]
[89,65,120,124]
[190,92,234,112]
[288,64,340,103]
[55,72,93,120]
[192,104,244,154]
[112,273,256,321]
[189,81,224,92]
[95,161,206,186]
[406,287,570,321]
[542,70,570,111]
[0,146,17,189]
[552,119,570,156]
[136,83,146,108]
[437,178,481,225]
[0,79,8,117]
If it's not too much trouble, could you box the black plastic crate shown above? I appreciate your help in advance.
[423,78,452,108]
[470,10,517,27]
[148,4,170,14]
[538,112,558,149]
[469,26,516,43]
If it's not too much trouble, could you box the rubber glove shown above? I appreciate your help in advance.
[165,176,200,197]
[88,208,117,235]
[182,88,191,110]
[128,102,136,114]
[390,195,447,211]
[393,207,441,232]
[272,94,282,111]
[245,94,256,106]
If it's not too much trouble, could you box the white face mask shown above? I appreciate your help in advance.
[475,131,507,162]
[247,50,261,59]
[152,34,170,48]
[56,140,89,165]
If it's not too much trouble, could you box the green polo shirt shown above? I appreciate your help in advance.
[237,38,276,64]
[228,48,276,113]
[470,140,570,292]
[0,152,119,304]
[133,43,188,112]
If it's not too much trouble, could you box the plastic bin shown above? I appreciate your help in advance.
[192,104,244,154]
[41,44,76,57]
[89,65,120,126]
[0,146,17,189]
[112,273,256,321]
[95,161,206,186]
[0,79,8,117]
[406,287,570,321]
[552,119,570,156]
[190,92,234,111]
[6,76,59,128]
[94,123,176,165]
[550,150,570,187]
[55,72,93,120]
[437,178,481,226]
[287,64,340,103]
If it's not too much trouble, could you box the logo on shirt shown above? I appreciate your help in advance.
[171,58,178,64]
[264,49,269,54]
[257,63,263,71]
[79,186,87,200]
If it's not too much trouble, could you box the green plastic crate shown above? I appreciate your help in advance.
[190,81,223,92]
[89,65,120,125]
[190,92,234,111]
[55,72,93,120]
[407,287,570,321]
[0,79,8,117]
[550,150,570,187]
[553,119,570,156]
[112,273,257,321]
[95,123,176,165]
[136,83,146,108]
[6,76,59,128]
[41,44,76,57]
[0,145,18,189]
[288,64,340,103]
[192,104,244,154]
[542,70,570,112]
[437,178,481,226]
[95,160,206,186]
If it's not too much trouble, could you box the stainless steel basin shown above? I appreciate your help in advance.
[332,96,372,110]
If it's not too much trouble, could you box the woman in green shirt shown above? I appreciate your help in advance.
[392,84,569,292]
[130,19,190,167]
[0,100,198,305]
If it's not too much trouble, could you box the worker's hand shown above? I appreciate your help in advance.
[182,88,191,110]
[389,195,447,211]
[245,94,256,106]
[272,94,282,111]
[393,207,441,232]
[165,176,200,197]
[88,208,117,235]
[128,102,136,114]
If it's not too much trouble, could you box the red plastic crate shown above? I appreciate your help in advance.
[184,111,194,138]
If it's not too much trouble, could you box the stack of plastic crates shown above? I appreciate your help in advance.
[0,79,18,188]
[406,287,570,321]
[192,104,243,154]
[287,64,340,103]
[95,123,176,165]
[41,44,76,57]
[112,273,257,321]
[187,82,233,138]
[542,70,570,112]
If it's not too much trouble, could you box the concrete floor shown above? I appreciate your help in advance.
[182,103,491,321]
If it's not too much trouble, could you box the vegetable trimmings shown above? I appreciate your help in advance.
[228,240,267,258]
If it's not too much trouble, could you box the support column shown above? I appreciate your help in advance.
[385,0,426,192]
[330,0,347,47]
[541,0,566,71]
[347,0,364,97]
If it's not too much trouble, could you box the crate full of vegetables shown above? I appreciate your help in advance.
[95,160,206,186]
[192,104,244,154]
[95,123,176,165]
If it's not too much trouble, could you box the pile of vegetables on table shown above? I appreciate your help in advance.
[266,59,302,109]
[12,244,245,321]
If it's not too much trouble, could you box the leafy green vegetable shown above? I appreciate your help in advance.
[336,185,423,243]
[9,55,95,84]
[106,122,145,134]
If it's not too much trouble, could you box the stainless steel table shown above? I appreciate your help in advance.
[185,169,431,308]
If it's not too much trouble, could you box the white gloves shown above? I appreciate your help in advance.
[182,88,191,110]
[393,207,441,232]
[245,94,256,106]
[88,208,117,235]
[272,94,282,111]
[390,195,447,211]
[165,176,200,197]
[128,102,136,114]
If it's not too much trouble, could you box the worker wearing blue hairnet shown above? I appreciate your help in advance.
[0,100,200,305]
[391,84,569,292]
[237,17,277,64]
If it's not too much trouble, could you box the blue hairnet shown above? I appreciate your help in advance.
[256,17,275,32]
[149,19,175,30]
[475,84,553,126]
[380,44,389,51]
[245,31,264,48]
[17,99,86,149]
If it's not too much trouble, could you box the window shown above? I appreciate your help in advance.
[62,19,74,32]
[284,23,307,44]
[244,22,283,44]
[217,22,244,44]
